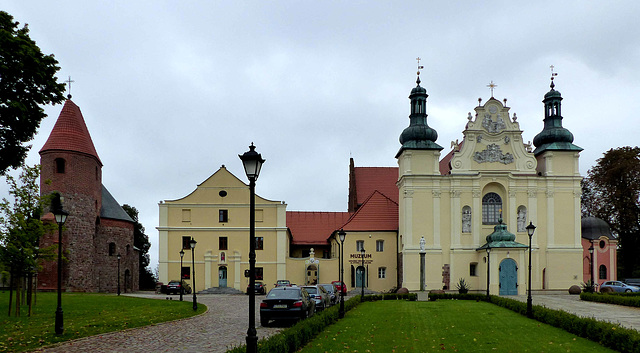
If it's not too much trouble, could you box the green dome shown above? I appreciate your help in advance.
[533,82,582,156]
[485,220,516,243]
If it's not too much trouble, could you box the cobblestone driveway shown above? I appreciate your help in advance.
[35,293,282,353]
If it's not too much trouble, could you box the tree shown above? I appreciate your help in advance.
[0,11,66,175]
[582,147,640,278]
[0,165,54,316]
[121,204,156,289]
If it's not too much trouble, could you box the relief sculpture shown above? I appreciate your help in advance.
[473,144,514,164]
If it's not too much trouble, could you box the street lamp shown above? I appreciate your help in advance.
[179,249,185,301]
[485,247,491,301]
[51,192,68,335]
[526,221,536,318]
[189,237,197,311]
[360,247,365,302]
[338,229,346,318]
[239,143,265,353]
[117,254,121,296]
[588,245,595,286]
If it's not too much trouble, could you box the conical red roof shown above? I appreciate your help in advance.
[39,100,102,165]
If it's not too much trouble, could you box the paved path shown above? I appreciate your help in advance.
[33,293,640,352]
[512,294,640,331]
[34,293,282,353]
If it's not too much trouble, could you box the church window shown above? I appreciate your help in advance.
[462,206,472,233]
[255,237,264,250]
[470,262,478,276]
[378,267,386,279]
[55,158,65,173]
[482,193,502,225]
[219,209,228,222]
[108,242,116,256]
[599,264,607,280]
[356,240,364,252]
[376,240,384,252]
[219,236,228,250]
[182,236,191,250]
[181,266,190,279]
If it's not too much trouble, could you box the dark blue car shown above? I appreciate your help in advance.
[260,287,315,326]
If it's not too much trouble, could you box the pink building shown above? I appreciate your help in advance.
[581,217,618,286]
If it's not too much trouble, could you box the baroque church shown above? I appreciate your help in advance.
[38,99,139,293]
[158,71,614,294]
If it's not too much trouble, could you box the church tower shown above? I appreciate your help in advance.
[396,68,443,289]
[39,99,136,292]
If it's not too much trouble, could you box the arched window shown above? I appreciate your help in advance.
[482,193,502,225]
[599,264,607,280]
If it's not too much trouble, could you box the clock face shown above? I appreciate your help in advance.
[489,105,498,114]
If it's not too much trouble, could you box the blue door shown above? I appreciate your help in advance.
[219,266,227,288]
[499,259,518,295]
[356,266,365,288]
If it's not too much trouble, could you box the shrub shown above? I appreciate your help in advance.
[580,292,640,308]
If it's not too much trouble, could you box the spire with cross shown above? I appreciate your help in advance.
[416,57,424,85]
[65,76,75,99]
[487,80,497,97]
[549,65,558,89]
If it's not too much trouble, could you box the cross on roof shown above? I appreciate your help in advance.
[487,80,497,97]
[416,57,424,75]
[65,76,75,99]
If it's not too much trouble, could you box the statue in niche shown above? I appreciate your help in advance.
[462,207,472,233]
[517,207,527,232]
[420,237,426,252]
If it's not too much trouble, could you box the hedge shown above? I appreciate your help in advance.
[581,292,640,307]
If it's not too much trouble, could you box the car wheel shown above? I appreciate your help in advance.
[626,289,632,293]
[260,317,269,327]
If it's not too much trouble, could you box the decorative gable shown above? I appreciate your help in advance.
[449,98,537,174]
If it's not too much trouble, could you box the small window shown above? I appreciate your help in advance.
[378,267,386,279]
[219,210,228,223]
[219,237,228,250]
[470,263,478,277]
[599,240,606,249]
[108,242,116,256]
[599,265,607,280]
[55,158,66,173]
[181,266,190,279]
[126,244,130,254]
[255,237,264,250]
[182,209,191,222]
[356,240,364,252]
[255,267,264,280]
[376,240,384,252]
[182,236,191,250]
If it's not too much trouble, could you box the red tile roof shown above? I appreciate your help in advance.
[342,190,398,231]
[287,211,351,245]
[353,167,398,205]
[39,100,102,165]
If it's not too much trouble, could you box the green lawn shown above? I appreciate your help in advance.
[299,300,616,353]
[0,291,206,352]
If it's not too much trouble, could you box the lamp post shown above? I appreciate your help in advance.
[486,247,491,301]
[526,221,536,318]
[338,229,346,318]
[117,253,121,296]
[52,192,68,335]
[588,245,595,286]
[239,143,265,353]
[189,237,197,311]
[179,249,184,301]
[360,247,365,302]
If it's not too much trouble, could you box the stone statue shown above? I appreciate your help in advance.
[420,237,426,252]
[517,208,527,232]
[462,207,472,233]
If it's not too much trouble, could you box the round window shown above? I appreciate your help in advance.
[599,240,606,249]
[219,190,227,197]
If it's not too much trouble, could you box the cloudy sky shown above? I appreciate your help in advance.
[3,1,640,270]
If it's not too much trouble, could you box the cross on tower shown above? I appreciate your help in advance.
[550,65,558,89]
[65,76,75,99]
[487,80,497,97]
[416,57,424,75]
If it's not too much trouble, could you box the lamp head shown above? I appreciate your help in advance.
[180,249,185,258]
[526,221,536,237]
[239,143,265,180]
[50,192,69,225]
[117,253,121,260]
[338,229,346,243]
[189,237,197,249]
[588,245,594,254]
[360,247,365,255]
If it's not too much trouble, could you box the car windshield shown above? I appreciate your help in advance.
[168,281,180,285]
[321,285,333,292]
[304,287,318,294]
[267,289,300,299]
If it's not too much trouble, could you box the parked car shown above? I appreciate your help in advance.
[302,285,331,311]
[332,280,347,294]
[275,279,292,287]
[319,283,338,305]
[247,281,267,295]
[260,287,315,326]
[166,280,192,295]
[600,281,640,293]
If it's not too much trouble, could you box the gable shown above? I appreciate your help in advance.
[287,211,351,245]
[343,190,398,232]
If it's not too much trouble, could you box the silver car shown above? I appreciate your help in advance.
[319,283,337,305]
[302,285,331,311]
[600,281,640,293]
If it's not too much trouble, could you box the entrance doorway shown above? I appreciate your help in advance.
[356,266,366,288]
[306,265,318,285]
[499,258,518,295]
[219,266,227,288]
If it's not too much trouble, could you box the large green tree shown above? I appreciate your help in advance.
[582,146,640,278]
[122,204,156,289]
[0,11,66,175]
